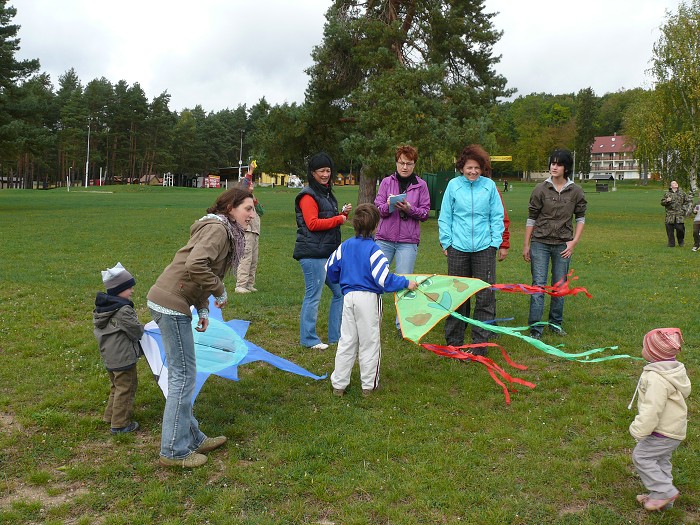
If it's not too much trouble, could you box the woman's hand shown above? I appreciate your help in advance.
[395,200,410,212]
[522,245,531,262]
[195,317,209,332]
[560,240,576,259]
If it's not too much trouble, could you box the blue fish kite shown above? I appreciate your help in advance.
[141,296,326,400]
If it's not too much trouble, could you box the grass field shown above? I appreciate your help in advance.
[0,180,698,524]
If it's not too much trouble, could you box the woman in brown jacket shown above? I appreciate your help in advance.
[147,187,255,468]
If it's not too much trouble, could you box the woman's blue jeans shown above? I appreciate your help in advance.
[375,240,418,275]
[299,257,343,347]
[528,241,570,335]
[149,308,207,459]
[376,240,418,328]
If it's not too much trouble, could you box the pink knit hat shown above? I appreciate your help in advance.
[642,328,683,362]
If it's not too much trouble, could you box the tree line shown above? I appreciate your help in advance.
[1,0,698,195]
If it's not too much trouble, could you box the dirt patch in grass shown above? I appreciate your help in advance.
[558,502,588,516]
[0,480,88,509]
[0,411,23,433]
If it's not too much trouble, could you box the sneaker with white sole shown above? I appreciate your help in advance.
[693,247,699,252]
[310,343,329,350]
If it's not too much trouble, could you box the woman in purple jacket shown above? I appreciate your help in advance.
[374,145,431,332]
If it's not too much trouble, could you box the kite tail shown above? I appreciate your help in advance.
[491,270,592,298]
[420,343,536,405]
[449,312,639,362]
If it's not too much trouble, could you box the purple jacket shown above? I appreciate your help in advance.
[374,172,431,245]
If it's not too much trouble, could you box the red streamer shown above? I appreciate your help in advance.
[420,343,536,404]
[491,270,592,298]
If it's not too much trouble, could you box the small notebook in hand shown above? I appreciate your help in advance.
[389,194,406,213]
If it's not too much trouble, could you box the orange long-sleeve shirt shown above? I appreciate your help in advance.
[299,194,346,231]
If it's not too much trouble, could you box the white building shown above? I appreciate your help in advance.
[588,135,639,180]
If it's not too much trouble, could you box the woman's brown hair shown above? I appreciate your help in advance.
[206,187,253,215]
[455,144,491,177]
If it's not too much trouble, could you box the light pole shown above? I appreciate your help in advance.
[238,129,245,180]
[85,121,91,187]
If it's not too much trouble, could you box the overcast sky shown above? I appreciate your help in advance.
[13,0,681,113]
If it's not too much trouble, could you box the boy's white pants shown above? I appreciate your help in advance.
[330,291,382,391]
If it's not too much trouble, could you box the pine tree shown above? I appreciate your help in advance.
[305,0,511,202]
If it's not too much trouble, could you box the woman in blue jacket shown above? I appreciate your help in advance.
[438,144,504,352]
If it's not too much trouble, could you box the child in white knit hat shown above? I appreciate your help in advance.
[628,328,691,511]
[93,263,144,434]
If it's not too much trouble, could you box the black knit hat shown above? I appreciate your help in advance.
[307,152,334,178]
[101,262,136,296]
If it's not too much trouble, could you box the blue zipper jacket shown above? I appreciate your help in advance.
[325,236,409,295]
[438,175,504,252]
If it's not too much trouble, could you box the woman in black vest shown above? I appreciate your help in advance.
[293,153,351,350]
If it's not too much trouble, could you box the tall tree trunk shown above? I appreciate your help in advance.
[111,135,118,183]
[357,165,378,205]
[129,123,137,182]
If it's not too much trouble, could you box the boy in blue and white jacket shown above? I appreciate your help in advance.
[326,204,417,397]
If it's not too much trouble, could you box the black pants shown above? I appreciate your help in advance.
[444,246,496,347]
[665,222,685,247]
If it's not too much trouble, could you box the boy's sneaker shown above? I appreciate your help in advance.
[362,385,381,397]
[332,388,345,397]
[692,246,698,252]
[310,343,329,350]
[111,421,139,434]
[159,452,207,468]
[529,331,541,340]
[195,436,227,453]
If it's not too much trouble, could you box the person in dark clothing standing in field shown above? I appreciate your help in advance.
[661,180,692,247]
[293,152,351,350]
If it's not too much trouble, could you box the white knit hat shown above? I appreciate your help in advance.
[101,262,136,296]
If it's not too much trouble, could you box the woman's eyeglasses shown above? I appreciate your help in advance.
[397,161,415,167]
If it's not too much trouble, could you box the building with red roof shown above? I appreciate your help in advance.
[588,134,639,180]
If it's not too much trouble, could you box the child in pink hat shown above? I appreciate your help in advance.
[628,328,691,511]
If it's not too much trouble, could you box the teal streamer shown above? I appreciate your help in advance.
[449,311,642,362]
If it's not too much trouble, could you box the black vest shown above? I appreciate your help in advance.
[293,185,341,260]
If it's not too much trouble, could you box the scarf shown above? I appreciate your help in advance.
[398,172,417,194]
[200,213,246,273]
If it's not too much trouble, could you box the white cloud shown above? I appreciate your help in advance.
[486,0,680,98]
[13,0,683,111]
